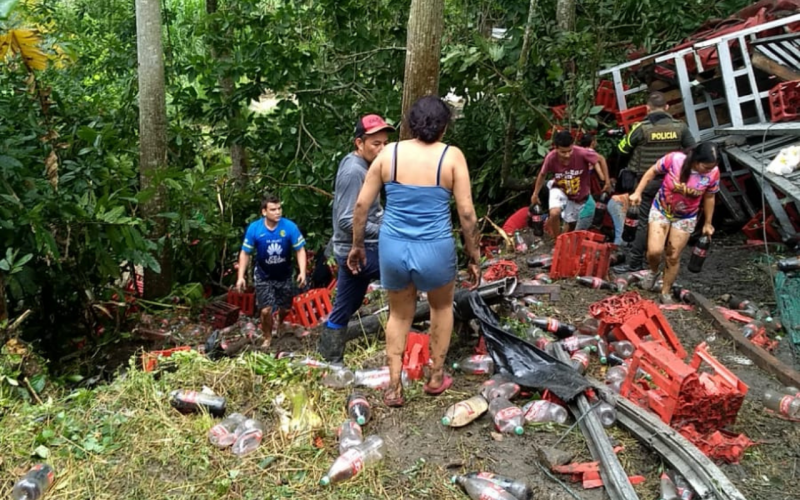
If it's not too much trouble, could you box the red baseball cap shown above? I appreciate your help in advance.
[355,114,395,138]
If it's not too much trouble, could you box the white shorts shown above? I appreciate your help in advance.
[548,181,587,224]
[648,205,698,233]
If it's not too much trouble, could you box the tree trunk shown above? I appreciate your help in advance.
[136,0,172,299]
[500,0,538,191]
[400,0,445,140]
[556,0,576,31]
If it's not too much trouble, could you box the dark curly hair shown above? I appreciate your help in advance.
[407,95,452,144]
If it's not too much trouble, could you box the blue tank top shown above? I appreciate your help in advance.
[381,143,453,241]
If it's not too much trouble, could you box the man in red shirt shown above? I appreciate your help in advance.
[530,131,598,237]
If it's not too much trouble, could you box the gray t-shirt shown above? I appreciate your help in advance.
[331,152,383,258]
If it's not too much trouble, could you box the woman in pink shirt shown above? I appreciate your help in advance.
[629,142,719,304]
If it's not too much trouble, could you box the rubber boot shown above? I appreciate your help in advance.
[317,325,347,363]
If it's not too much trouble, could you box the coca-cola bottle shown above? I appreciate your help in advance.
[596,337,609,364]
[441,395,489,427]
[609,340,635,358]
[570,348,591,374]
[11,464,55,500]
[577,317,600,335]
[587,393,616,427]
[522,400,568,424]
[488,397,525,435]
[526,255,553,269]
[671,285,692,303]
[528,204,545,237]
[353,367,409,390]
[560,334,598,353]
[534,333,556,350]
[763,389,800,418]
[576,276,618,291]
[523,296,544,308]
[231,418,265,456]
[777,256,800,272]
[170,390,226,417]
[453,354,494,375]
[336,420,363,454]
[460,472,533,500]
[453,475,519,500]
[321,366,356,388]
[480,374,520,400]
[780,386,800,397]
[534,272,552,283]
[346,392,371,426]
[687,236,711,273]
[208,412,247,448]
[742,322,765,339]
[320,435,385,486]
[532,317,576,338]
[622,206,639,242]
[514,231,528,253]
[592,192,610,228]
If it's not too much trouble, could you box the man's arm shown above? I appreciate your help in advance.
[617,122,643,155]
[352,160,385,248]
[295,247,307,286]
[531,158,549,204]
[596,154,612,191]
[236,251,251,291]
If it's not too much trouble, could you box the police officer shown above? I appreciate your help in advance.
[612,91,696,273]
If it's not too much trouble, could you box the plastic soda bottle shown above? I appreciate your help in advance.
[622,206,639,242]
[526,255,553,269]
[320,435,385,486]
[461,472,533,500]
[208,412,247,448]
[777,256,800,272]
[609,340,635,358]
[12,464,55,500]
[576,276,618,291]
[170,390,226,417]
[560,334,598,353]
[671,284,692,303]
[529,204,545,236]
[763,389,800,418]
[336,420,363,454]
[596,337,609,364]
[588,393,616,427]
[522,400,568,424]
[489,398,525,435]
[687,235,711,273]
[321,366,356,388]
[514,231,528,253]
[441,395,489,427]
[231,418,265,456]
[532,317,576,338]
[353,367,409,390]
[453,475,518,500]
[480,374,520,401]
[453,354,494,375]
[570,348,591,374]
[592,192,610,228]
[577,317,600,335]
[346,392,371,426]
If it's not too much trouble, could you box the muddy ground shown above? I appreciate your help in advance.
[273,229,799,500]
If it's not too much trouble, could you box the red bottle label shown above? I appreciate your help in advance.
[182,391,199,404]
[350,455,364,475]
[524,401,546,420]
[779,395,794,416]
[479,484,508,500]
[348,397,368,411]
[455,401,477,416]
[693,247,707,257]
[591,277,602,288]
[546,318,558,332]
[625,219,638,227]
[496,406,522,420]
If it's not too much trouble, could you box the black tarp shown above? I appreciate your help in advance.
[468,293,589,401]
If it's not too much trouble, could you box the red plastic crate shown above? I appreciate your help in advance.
[285,288,333,328]
[403,331,431,381]
[550,230,614,280]
[614,300,687,359]
[227,288,256,316]
[141,346,192,372]
[202,301,240,329]
[768,80,800,123]
[551,104,568,120]
[742,209,782,242]
[615,105,648,133]
[594,80,629,113]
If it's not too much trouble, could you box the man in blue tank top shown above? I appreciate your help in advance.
[317,114,395,362]
[236,194,306,349]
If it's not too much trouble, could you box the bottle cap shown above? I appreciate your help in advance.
[356,416,366,426]
[441,416,451,426]
[451,362,459,370]
[320,476,331,486]
[514,426,524,435]
[599,356,607,364]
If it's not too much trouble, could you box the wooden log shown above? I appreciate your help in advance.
[752,50,800,82]
[690,291,800,388]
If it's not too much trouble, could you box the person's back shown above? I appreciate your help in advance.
[381,140,453,242]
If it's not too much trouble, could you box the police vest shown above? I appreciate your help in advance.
[629,119,685,173]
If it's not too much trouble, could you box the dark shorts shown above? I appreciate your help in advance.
[255,278,295,311]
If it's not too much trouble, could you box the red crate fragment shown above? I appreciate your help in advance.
[141,346,192,372]
[768,80,800,123]
[285,288,333,328]
[742,209,783,242]
[227,288,255,316]
[551,104,568,120]
[403,331,431,381]
[615,105,648,133]
[550,231,614,280]
[202,301,240,329]
[615,301,687,359]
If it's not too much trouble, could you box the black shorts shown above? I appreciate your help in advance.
[255,278,295,311]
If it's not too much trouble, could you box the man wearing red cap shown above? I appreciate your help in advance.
[318,114,395,362]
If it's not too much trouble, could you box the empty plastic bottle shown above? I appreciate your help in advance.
[453,475,518,500]
[577,317,600,335]
[576,276,618,291]
[231,418,265,456]
[560,334,598,353]
[534,333,556,351]
[673,472,695,500]
[687,235,711,273]
[441,395,489,427]
[282,353,337,371]
[523,296,544,308]
[671,284,692,303]
[512,304,537,324]
[727,295,757,312]
[528,204,545,236]
[534,272,552,283]
[522,400,568,424]
[612,275,630,291]
[570,348,591,374]
[480,374,520,400]
[606,365,628,384]
[660,472,680,500]
[588,394,616,427]
[742,322,765,339]
[763,389,800,418]
[514,231,528,253]
[12,464,54,500]
[208,412,247,448]
[170,390,226,417]
[453,354,494,375]
[532,317,576,338]
[607,352,627,366]
[592,192,610,228]
[622,206,639,242]
[489,398,525,435]
[526,255,552,269]
[609,340,635,358]
[320,435,385,486]
[781,386,800,397]
[777,256,800,272]
[461,472,533,500]
[336,420,363,454]
[346,392,371,426]
[353,367,409,390]
[596,337,609,364]
[321,366,356,388]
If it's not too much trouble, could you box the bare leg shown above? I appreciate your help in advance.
[384,284,417,402]
[425,280,456,390]
[549,208,563,238]
[661,226,691,295]
[259,306,274,348]
[646,221,670,273]
[275,308,289,336]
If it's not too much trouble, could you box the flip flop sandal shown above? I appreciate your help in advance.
[383,388,404,408]
[423,373,454,396]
